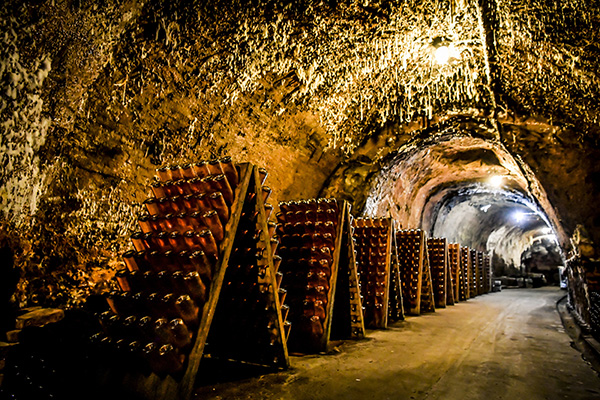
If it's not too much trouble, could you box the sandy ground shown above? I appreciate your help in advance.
[194,287,600,400]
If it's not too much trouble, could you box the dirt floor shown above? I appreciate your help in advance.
[193,287,600,399]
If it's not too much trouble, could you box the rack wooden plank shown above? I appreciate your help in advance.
[93,162,289,400]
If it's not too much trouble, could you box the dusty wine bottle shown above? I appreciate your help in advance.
[170,318,192,350]
[219,156,239,188]
[151,180,167,198]
[183,272,207,304]
[175,294,200,328]
[208,191,230,224]
[212,174,234,205]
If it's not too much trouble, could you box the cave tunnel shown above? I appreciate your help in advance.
[1,0,600,399]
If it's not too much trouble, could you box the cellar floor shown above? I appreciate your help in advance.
[194,287,600,400]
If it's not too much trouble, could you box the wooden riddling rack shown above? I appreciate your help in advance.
[470,249,480,296]
[395,229,435,315]
[426,237,455,309]
[482,253,492,293]
[352,217,404,329]
[275,199,366,353]
[91,160,289,400]
[448,243,466,302]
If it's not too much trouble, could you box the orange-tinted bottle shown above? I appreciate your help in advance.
[158,343,184,374]
[219,156,239,188]
[198,229,219,258]
[193,161,210,178]
[202,210,224,242]
[183,272,207,304]
[175,294,200,328]
[180,163,196,179]
[189,250,213,280]
[261,186,272,203]
[170,318,192,350]
[212,174,234,205]
[151,180,167,198]
[138,213,154,234]
[183,231,203,251]
[156,166,171,182]
[258,167,268,185]
[208,192,229,224]
[207,159,224,176]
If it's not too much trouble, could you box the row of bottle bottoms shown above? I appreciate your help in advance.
[106,290,202,328]
[356,255,388,268]
[91,316,191,375]
[152,157,242,193]
[353,218,390,228]
[354,235,389,248]
[276,209,339,225]
[154,158,269,190]
[142,189,272,225]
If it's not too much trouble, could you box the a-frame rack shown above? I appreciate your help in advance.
[448,243,465,302]
[445,249,456,306]
[470,249,480,297]
[427,237,449,309]
[395,229,435,315]
[419,239,436,313]
[93,161,289,400]
[482,253,492,293]
[388,225,405,322]
[461,246,473,299]
[352,217,403,329]
[276,199,366,353]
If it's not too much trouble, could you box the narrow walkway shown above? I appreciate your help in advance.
[195,288,600,399]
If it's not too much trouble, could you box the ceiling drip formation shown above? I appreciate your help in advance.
[494,0,600,135]
[195,0,491,154]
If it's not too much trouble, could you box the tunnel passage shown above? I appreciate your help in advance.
[343,130,567,283]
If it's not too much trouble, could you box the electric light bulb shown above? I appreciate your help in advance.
[434,46,450,64]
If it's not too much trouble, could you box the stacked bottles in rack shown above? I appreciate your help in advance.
[352,218,391,328]
[482,253,492,293]
[460,246,472,299]
[396,229,424,315]
[205,167,290,367]
[448,243,464,302]
[469,249,479,297]
[93,157,239,376]
[276,198,340,352]
[427,238,448,309]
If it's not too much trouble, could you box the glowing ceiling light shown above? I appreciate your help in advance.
[434,45,451,64]
[431,36,460,65]
[488,175,503,188]
[513,211,525,223]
